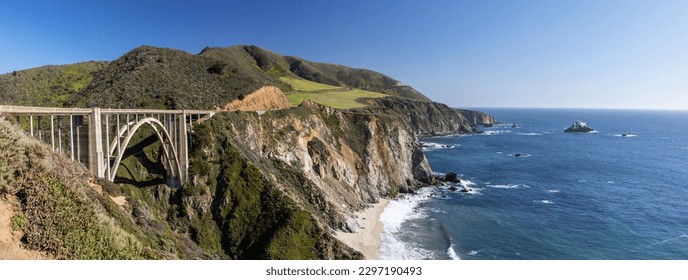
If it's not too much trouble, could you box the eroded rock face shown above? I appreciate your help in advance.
[217,86,291,112]
[564,120,594,133]
[182,101,437,258]
[203,101,432,226]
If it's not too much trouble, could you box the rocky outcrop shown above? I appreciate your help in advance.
[360,97,488,136]
[444,172,461,183]
[455,109,496,126]
[564,120,594,133]
[216,86,291,112]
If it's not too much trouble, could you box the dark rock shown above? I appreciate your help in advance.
[512,123,517,128]
[448,185,458,191]
[564,120,594,133]
[459,187,470,193]
[513,153,529,157]
[444,171,461,183]
[483,123,494,128]
[621,133,628,137]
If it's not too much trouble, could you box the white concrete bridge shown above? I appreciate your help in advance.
[0,105,215,187]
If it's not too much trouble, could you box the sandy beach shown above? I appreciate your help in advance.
[334,199,389,260]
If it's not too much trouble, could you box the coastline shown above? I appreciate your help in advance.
[334,199,390,260]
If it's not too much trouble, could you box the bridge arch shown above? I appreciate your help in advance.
[107,117,183,186]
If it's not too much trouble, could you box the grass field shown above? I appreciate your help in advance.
[280,76,386,109]
[279,76,341,91]
[286,89,386,109]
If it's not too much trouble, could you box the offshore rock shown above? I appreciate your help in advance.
[444,171,461,183]
[564,120,594,133]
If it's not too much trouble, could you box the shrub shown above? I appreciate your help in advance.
[10,214,26,231]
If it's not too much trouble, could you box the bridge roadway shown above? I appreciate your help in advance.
[0,105,215,187]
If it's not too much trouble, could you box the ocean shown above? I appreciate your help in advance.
[379,108,688,260]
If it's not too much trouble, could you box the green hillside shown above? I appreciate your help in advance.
[1,45,431,110]
[0,62,107,107]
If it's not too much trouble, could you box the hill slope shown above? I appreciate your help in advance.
[0,62,107,107]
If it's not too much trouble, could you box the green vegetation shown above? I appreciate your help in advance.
[10,214,26,231]
[287,89,386,109]
[279,73,387,109]
[0,62,107,107]
[279,76,341,91]
[186,120,320,259]
[0,117,181,259]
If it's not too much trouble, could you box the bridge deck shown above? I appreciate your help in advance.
[0,105,214,115]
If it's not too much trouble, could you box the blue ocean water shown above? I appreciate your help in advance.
[380,108,688,260]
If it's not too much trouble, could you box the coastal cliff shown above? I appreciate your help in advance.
[455,108,497,126]
[0,44,495,259]
[361,97,495,136]
[178,100,434,258]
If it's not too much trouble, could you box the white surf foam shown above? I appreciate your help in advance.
[481,130,511,135]
[487,184,530,189]
[535,200,555,204]
[547,189,561,193]
[516,132,542,136]
[653,234,688,245]
[446,243,461,260]
[380,188,434,260]
[611,134,638,137]
[452,179,481,195]
[466,250,481,256]
[421,142,457,151]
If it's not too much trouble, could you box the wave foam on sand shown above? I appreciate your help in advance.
[379,188,434,260]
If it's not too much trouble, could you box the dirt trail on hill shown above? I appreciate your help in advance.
[0,198,51,260]
[217,86,292,111]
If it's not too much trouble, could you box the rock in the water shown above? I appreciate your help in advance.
[621,133,628,137]
[564,120,594,133]
[444,172,461,183]
[513,153,529,157]
[459,187,470,193]
[511,123,517,128]
[448,185,458,191]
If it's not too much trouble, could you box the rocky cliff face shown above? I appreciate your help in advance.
[360,97,495,136]
[175,100,434,259]
[455,108,497,126]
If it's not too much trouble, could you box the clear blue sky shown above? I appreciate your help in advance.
[1,0,687,109]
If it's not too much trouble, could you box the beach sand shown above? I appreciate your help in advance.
[334,199,389,260]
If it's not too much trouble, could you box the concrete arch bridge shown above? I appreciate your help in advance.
[0,106,215,187]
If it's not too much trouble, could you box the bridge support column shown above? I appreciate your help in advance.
[88,108,105,178]
[179,110,188,184]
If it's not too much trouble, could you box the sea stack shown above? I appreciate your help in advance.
[564,120,594,133]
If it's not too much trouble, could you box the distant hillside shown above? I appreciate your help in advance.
[0,62,107,107]
[34,45,427,110]
[68,46,288,109]
[241,45,432,101]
